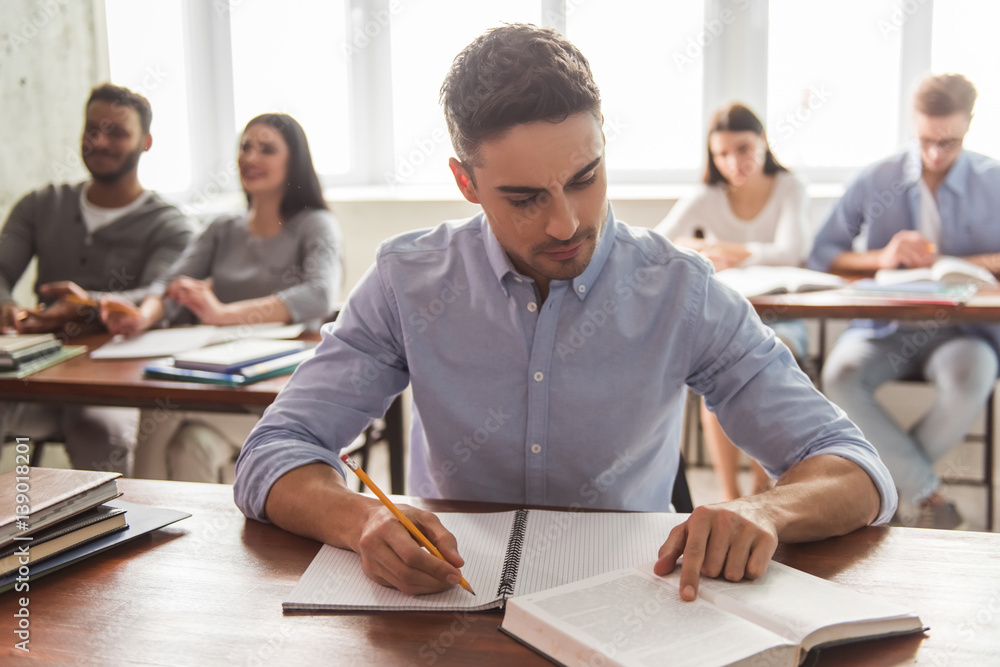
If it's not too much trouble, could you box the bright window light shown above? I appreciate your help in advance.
[931,1,1000,159]
[767,0,902,168]
[567,0,704,173]
[105,0,192,193]
[388,5,540,187]
[229,0,350,175]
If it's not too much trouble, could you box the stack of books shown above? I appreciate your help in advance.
[0,334,87,378]
[143,338,316,386]
[0,468,190,591]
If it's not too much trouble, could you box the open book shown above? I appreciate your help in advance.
[715,266,846,298]
[875,256,999,289]
[283,510,685,612]
[501,560,923,667]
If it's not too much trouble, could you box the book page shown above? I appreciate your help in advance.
[504,565,795,667]
[716,266,844,298]
[283,511,517,611]
[90,326,220,359]
[514,511,686,596]
[696,560,921,649]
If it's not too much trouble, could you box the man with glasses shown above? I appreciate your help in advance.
[809,73,1000,530]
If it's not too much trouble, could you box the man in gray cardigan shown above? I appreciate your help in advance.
[0,83,194,474]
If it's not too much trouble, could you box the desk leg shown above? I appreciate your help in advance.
[385,396,405,495]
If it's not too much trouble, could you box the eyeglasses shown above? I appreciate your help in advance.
[919,137,963,152]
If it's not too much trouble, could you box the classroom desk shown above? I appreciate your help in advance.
[0,334,405,493]
[750,289,1000,324]
[1,479,997,665]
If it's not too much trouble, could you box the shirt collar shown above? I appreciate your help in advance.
[480,204,617,301]
[903,142,971,195]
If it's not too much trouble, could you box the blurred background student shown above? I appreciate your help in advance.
[103,113,342,483]
[655,102,810,500]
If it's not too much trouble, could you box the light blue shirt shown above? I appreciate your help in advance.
[235,208,896,523]
[808,146,1000,355]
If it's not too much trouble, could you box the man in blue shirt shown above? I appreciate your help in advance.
[808,73,1000,530]
[236,24,895,601]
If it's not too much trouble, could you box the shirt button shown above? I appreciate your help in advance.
[577,285,586,293]
[514,276,523,283]
[533,371,544,382]
[527,302,537,312]
[531,444,542,454]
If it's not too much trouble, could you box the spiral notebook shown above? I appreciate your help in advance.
[283,509,685,612]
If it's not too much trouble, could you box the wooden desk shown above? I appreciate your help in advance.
[0,335,406,493]
[751,290,1000,323]
[1,479,996,665]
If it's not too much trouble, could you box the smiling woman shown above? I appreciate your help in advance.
[100,113,343,483]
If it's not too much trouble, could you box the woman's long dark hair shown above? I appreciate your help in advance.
[242,113,328,218]
[703,103,787,185]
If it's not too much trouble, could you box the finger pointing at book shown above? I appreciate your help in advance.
[653,501,778,601]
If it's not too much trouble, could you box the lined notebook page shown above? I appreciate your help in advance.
[514,511,687,596]
[284,511,517,611]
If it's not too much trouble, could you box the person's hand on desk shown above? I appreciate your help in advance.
[1,300,26,333]
[879,230,937,269]
[166,276,230,325]
[653,499,778,602]
[15,281,93,333]
[264,463,467,596]
[101,296,153,337]
[653,454,881,602]
[701,242,751,271]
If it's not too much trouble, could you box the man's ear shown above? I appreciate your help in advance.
[143,133,153,152]
[449,158,479,204]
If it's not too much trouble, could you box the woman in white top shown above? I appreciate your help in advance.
[655,102,810,501]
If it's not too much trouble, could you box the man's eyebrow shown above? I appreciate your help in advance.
[495,155,603,194]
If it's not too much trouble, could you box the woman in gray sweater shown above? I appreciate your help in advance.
[103,113,342,482]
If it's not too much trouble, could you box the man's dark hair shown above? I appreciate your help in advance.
[242,113,328,219]
[703,103,787,185]
[439,23,602,168]
[87,83,153,134]
[914,73,977,117]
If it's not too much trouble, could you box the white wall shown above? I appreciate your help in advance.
[0,0,109,305]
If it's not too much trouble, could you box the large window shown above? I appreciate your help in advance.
[931,0,1000,158]
[767,0,902,168]
[103,0,998,200]
[229,0,351,176]
[567,1,704,174]
[105,0,193,193]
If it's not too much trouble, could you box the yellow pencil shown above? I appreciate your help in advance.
[340,453,475,595]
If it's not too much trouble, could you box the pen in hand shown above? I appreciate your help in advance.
[340,453,476,596]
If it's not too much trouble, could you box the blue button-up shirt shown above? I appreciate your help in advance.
[808,147,1000,354]
[235,208,896,523]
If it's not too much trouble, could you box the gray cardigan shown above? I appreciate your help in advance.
[151,208,342,328]
[0,182,195,305]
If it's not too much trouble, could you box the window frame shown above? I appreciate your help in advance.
[114,0,940,203]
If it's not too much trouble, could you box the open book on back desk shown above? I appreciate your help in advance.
[501,560,924,667]
[283,510,686,612]
[714,266,846,298]
[875,255,1000,288]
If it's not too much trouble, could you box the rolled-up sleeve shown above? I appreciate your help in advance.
[685,270,898,524]
[234,256,407,522]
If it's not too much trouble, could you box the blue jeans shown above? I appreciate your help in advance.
[822,326,997,509]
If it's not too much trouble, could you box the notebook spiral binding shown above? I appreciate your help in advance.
[495,508,529,600]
